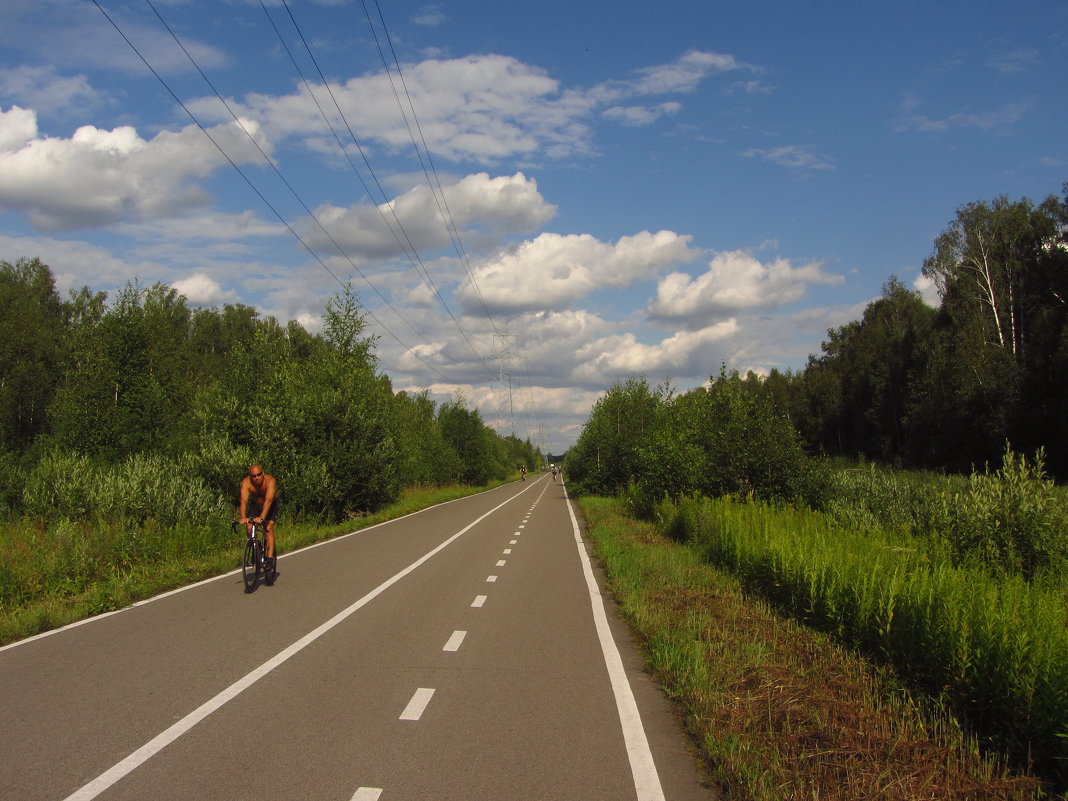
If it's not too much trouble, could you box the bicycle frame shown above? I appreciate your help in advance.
[235,519,275,592]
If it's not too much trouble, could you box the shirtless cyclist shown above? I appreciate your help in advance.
[238,464,279,568]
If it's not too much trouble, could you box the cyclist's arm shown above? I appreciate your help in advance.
[261,476,278,521]
[238,477,251,523]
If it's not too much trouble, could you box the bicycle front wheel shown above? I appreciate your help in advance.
[242,537,258,592]
[264,539,275,586]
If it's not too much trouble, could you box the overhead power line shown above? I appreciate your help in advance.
[275,0,496,380]
[360,0,503,338]
[357,0,541,437]
[94,0,451,381]
[94,0,541,439]
[142,0,459,380]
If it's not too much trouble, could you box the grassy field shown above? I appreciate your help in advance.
[0,481,506,646]
[579,495,1051,801]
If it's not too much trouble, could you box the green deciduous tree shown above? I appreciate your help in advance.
[190,284,400,521]
[438,394,497,486]
[686,368,826,506]
[800,278,935,464]
[567,372,825,515]
[566,377,666,496]
[391,389,462,486]
[49,282,194,460]
[919,191,1068,472]
[0,258,65,452]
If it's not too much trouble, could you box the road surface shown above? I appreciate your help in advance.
[0,475,716,801]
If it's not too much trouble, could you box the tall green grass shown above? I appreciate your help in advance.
[661,495,1068,790]
[825,449,1068,582]
[584,495,1042,800]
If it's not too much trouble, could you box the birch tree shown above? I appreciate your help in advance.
[922,194,1061,367]
[918,190,1068,471]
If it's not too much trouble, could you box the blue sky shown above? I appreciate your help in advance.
[1,0,1065,453]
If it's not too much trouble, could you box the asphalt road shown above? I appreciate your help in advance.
[0,475,717,801]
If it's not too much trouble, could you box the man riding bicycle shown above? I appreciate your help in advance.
[239,464,279,568]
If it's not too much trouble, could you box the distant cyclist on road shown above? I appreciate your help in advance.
[239,464,279,568]
[520,465,527,481]
[551,465,558,481]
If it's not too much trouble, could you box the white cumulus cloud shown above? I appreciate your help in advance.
[570,321,740,382]
[648,249,844,328]
[0,106,271,231]
[193,49,746,165]
[171,272,237,305]
[461,229,697,314]
[303,171,556,256]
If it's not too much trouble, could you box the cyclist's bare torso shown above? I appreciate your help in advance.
[239,465,278,559]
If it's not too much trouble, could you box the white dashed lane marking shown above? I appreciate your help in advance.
[443,631,466,652]
[400,688,435,721]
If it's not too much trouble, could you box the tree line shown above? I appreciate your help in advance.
[0,265,541,522]
[784,186,1068,477]
[567,186,1068,506]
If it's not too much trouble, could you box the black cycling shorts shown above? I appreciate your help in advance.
[247,498,279,522]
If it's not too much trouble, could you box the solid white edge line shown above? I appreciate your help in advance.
[399,688,435,721]
[563,486,666,801]
[60,488,529,801]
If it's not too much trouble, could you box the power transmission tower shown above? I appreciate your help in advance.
[493,331,517,437]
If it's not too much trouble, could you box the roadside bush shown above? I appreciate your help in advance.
[625,434,703,519]
[91,452,223,525]
[19,449,226,526]
[566,378,666,496]
[569,373,830,514]
[178,436,253,507]
[933,447,1068,580]
[21,449,97,520]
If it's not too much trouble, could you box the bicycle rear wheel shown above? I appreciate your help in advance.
[242,537,259,592]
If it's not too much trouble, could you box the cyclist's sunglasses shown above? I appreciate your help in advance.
[249,471,263,478]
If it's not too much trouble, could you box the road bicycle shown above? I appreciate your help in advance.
[233,519,275,592]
